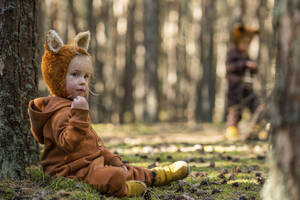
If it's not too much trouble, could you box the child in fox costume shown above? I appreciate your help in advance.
[225,23,259,140]
[28,30,189,197]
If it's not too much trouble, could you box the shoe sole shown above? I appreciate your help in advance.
[183,161,190,179]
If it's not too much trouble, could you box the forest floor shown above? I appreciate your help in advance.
[0,123,269,200]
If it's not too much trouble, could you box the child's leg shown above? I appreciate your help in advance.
[226,107,242,140]
[226,107,242,127]
[124,164,154,186]
[248,93,259,114]
[84,166,128,197]
[151,161,190,186]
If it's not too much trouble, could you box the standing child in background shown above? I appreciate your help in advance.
[225,23,259,140]
[28,30,189,197]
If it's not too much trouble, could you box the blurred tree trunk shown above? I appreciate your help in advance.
[176,0,190,121]
[49,1,58,30]
[0,0,40,179]
[238,0,246,23]
[62,1,69,43]
[105,0,119,123]
[86,0,105,123]
[37,0,46,97]
[68,0,79,33]
[262,0,300,199]
[143,0,160,122]
[256,0,273,98]
[195,0,216,122]
[120,0,136,123]
[90,0,110,123]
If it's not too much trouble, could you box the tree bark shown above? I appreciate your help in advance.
[262,0,300,199]
[0,0,40,179]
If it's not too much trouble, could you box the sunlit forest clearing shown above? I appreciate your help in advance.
[1,123,268,200]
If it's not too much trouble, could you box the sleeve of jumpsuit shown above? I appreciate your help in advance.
[50,107,91,153]
[226,50,247,74]
[51,107,123,166]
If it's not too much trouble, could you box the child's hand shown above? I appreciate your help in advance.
[121,165,128,177]
[246,61,257,70]
[71,96,89,110]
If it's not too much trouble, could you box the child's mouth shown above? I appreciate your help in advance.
[76,89,86,93]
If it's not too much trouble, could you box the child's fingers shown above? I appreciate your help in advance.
[72,96,89,110]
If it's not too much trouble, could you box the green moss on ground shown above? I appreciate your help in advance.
[0,123,268,200]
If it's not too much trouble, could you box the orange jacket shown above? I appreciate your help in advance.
[28,96,123,179]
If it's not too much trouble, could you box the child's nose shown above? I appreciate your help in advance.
[78,77,87,84]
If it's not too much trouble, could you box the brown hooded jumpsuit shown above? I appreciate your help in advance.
[28,96,153,197]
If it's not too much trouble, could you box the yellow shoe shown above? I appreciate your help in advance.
[151,161,190,186]
[126,180,147,197]
[225,126,240,140]
[258,130,268,140]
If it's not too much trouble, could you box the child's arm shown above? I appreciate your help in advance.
[50,98,90,153]
[246,60,258,73]
[226,50,247,74]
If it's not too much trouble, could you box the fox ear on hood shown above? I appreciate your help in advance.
[72,31,90,50]
[45,30,64,54]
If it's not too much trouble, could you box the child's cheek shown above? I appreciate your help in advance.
[66,80,77,94]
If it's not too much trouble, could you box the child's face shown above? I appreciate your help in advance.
[66,55,92,99]
[237,37,251,52]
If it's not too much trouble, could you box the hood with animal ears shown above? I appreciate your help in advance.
[41,30,91,98]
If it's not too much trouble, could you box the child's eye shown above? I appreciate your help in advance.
[84,74,90,79]
[71,73,78,77]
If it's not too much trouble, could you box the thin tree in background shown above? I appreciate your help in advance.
[175,0,190,121]
[236,0,246,23]
[105,0,120,123]
[143,0,160,122]
[86,0,104,123]
[256,0,273,98]
[262,0,300,199]
[49,0,58,30]
[0,0,39,178]
[120,0,136,123]
[195,0,216,122]
[62,1,69,43]
[68,0,79,33]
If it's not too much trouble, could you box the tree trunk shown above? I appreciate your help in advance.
[256,0,273,98]
[195,0,216,122]
[262,0,300,199]
[143,0,160,122]
[175,0,189,121]
[105,0,119,123]
[62,1,69,43]
[0,0,40,179]
[234,0,246,23]
[86,0,105,123]
[49,1,58,30]
[120,0,136,123]
[68,0,79,33]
